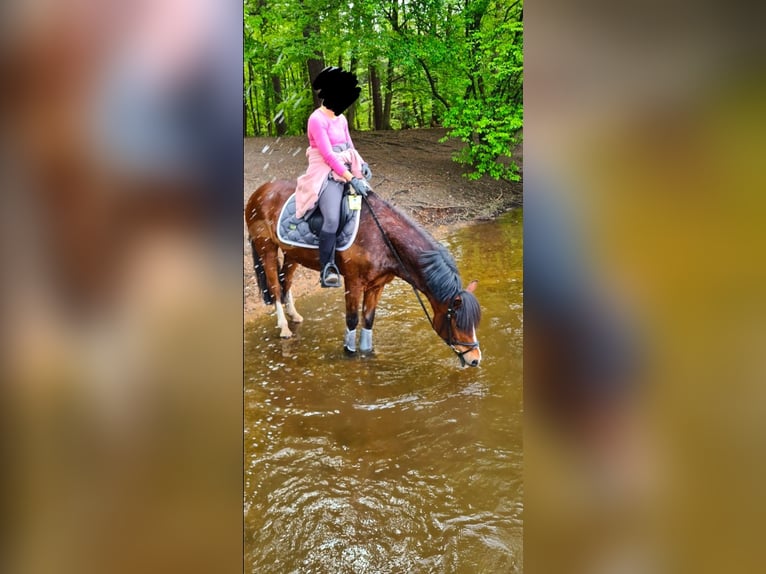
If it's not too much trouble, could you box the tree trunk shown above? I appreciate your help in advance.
[412,100,422,128]
[243,98,249,136]
[345,57,358,130]
[271,74,287,136]
[252,78,261,135]
[369,64,383,130]
[465,7,486,103]
[303,26,325,109]
[247,62,258,135]
[307,58,325,107]
[262,73,272,136]
[243,67,249,136]
[382,59,394,130]
[417,58,450,111]
[367,74,373,129]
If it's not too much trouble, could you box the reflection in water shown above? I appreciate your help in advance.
[245,210,523,572]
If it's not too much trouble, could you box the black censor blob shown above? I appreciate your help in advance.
[312,66,361,115]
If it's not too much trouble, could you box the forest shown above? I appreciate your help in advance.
[244,0,523,180]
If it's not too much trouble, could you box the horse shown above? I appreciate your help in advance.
[245,179,482,367]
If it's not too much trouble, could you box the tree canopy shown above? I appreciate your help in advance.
[244,0,523,181]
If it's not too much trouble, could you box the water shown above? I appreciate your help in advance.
[244,209,523,573]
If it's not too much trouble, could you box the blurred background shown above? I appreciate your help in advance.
[525,0,766,572]
[3,0,766,572]
[0,1,242,573]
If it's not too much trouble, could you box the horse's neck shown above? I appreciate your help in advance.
[381,202,438,295]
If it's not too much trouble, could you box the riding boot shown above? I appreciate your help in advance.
[319,231,340,288]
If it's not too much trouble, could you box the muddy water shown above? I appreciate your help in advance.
[244,209,523,573]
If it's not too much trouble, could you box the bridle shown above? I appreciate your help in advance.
[445,292,481,367]
[361,192,480,365]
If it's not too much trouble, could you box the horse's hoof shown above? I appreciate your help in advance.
[344,346,357,355]
[280,330,293,339]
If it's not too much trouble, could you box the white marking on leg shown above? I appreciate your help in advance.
[285,291,303,322]
[275,303,292,338]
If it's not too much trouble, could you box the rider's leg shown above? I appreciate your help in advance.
[318,180,344,287]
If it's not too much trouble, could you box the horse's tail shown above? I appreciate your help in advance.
[250,237,275,305]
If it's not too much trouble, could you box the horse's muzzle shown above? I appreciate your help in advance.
[455,345,482,368]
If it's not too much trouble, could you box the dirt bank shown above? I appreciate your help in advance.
[244,128,522,321]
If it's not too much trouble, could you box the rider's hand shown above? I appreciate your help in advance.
[350,177,370,197]
[361,163,372,181]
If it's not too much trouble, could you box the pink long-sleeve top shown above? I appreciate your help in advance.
[306,108,354,176]
[294,107,366,218]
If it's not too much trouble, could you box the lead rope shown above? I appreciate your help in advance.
[360,193,433,326]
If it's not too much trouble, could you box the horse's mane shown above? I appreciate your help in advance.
[369,192,436,247]
[455,289,481,331]
[420,245,462,302]
[371,193,481,329]
[420,245,481,330]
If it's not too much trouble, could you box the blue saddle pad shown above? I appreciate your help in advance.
[276,193,361,251]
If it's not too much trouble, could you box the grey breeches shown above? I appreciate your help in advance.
[318,178,344,234]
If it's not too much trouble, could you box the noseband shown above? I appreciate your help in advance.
[445,293,480,367]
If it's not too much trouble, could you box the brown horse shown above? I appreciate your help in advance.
[245,180,482,367]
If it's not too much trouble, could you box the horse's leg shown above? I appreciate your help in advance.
[360,285,385,352]
[343,279,363,353]
[260,243,291,338]
[281,255,303,323]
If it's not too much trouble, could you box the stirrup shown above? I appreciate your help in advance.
[320,263,341,288]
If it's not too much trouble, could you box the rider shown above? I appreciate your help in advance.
[295,66,372,288]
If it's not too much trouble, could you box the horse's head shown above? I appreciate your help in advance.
[432,280,482,367]
[419,247,482,367]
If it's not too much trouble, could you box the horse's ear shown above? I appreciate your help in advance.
[454,281,478,309]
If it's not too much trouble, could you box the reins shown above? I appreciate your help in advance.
[360,192,480,365]
[361,193,433,325]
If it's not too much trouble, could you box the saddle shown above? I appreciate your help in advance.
[276,186,361,251]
